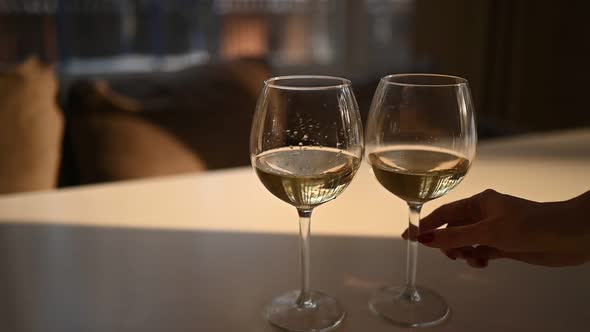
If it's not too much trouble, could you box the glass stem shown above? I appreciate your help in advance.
[404,203,422,302]
[296,208,313,307]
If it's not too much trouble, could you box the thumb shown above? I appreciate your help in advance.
[417,220,496,249]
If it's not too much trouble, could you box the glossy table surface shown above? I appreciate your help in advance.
[0,129,589,331]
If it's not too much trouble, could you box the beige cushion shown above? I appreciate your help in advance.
[69,81,206,184]
[68,60,270,184]
[0,58,63,194]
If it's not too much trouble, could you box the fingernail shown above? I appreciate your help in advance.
[417,232,434,244]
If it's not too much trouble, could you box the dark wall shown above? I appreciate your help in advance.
[414,0,590,134]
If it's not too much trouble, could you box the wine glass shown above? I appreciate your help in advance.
[365,74,477,327]
[250,76,364,331]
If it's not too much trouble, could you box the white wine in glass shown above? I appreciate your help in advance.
[255,147,360,209]
[368,147,470,203]
[365,74,477,327]
[250,76,364,332]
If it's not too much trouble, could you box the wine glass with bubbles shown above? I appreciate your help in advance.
[365,74,477,327]
[250,76,363,331]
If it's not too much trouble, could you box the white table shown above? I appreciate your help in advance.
[0,129,589,331]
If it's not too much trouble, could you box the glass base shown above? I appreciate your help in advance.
[369,285,450,328]
[265,290,345,332]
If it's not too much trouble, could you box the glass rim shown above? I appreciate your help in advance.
[264,75,352,90]
[381,73,469,87]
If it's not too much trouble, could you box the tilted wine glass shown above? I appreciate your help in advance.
[250,76,364,331]
[365,74,477,327]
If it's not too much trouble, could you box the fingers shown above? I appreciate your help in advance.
[401,224,419,241]
[420,190,496,232]
[442,245,505,268]
[438,244,589,268]
[467,257,489,268]
[402,189,499,241]
[417,219,497,249]
[442,249,457,260]
[444,246,475,260]
[467,245,505,268]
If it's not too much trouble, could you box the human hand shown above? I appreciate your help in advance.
[402,190,590,268]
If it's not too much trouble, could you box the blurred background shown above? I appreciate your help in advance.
[0,0,588,194]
